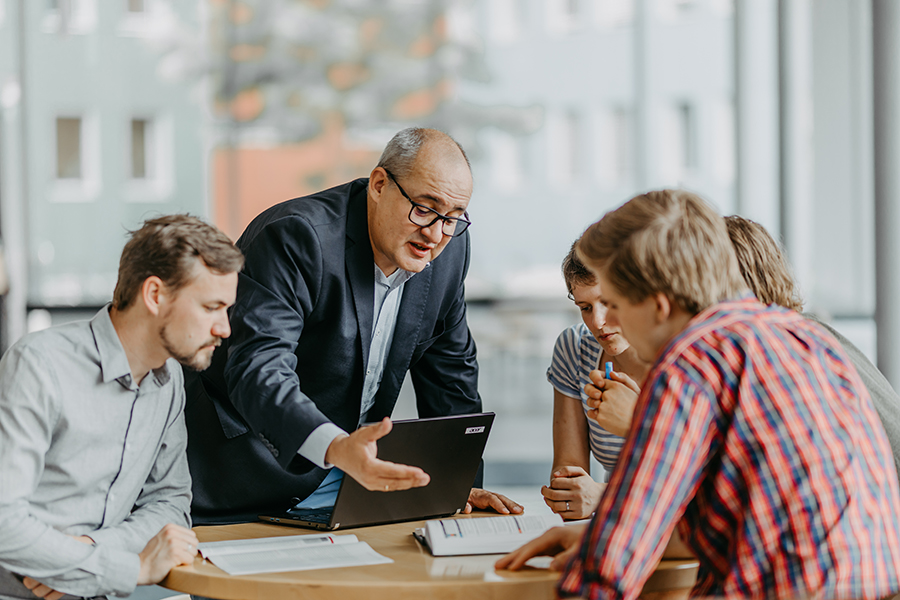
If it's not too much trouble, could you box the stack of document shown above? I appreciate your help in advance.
[198,533,393,575]
[419,514,565,556]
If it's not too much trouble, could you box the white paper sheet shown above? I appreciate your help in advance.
[198,535,392,575]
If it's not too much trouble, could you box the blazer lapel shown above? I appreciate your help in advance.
[345,188,374,371]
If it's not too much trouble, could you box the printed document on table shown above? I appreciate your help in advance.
[198,534,392,575]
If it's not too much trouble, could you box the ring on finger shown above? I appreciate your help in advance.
[565,501,570,512]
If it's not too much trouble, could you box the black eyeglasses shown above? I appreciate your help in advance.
[383,168,471,237]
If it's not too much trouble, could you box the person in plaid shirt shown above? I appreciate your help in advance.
[497,190,900,600]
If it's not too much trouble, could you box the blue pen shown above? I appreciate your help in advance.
[605,361,613,379]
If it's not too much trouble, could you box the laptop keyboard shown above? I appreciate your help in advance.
[288,508,332,524]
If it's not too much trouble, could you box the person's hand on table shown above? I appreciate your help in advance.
[325,417,431,492]
[463,488,523,514]
[495,524,587,571]
[585,369,640,438]
[541,466,604,520]
[137,523,199,585]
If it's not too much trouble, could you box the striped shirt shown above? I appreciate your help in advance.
[558,296,900,600]
[547,324,626,472]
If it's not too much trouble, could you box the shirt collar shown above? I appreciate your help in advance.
[374,264,417,289]
[90,304,171,389]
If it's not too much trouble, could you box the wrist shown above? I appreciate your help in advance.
[136,552,151,586]
[323,433,349,468]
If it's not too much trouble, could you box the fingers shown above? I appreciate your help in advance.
[551,466,589,480]
[486,492,521,515]
[494,528,568,571]
[540,485,568,502]
[159,523,199,565]
[549,545,580,571]
[356,417,393,442]
[466,489,523,514]
[22,578,63,600]
[611,371,641,393]
[587,369,608,387]
[362,459,430,491]
[584,383,602,403]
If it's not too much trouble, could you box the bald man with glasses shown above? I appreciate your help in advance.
[185,127,521,524]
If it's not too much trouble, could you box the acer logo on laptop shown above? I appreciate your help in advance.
[465,426,485,434]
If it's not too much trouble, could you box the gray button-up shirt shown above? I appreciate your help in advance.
[0,306,191,599]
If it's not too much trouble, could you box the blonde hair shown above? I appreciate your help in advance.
[576,189,744,315]
[725,215,803,311]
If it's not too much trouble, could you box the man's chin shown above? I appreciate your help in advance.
[179,348,216,372]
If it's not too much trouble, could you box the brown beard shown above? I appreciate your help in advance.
[159,323,219,371]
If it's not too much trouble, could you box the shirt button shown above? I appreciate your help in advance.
[366,369,371,375]
[125,442,132,450]
[109,493,116,501]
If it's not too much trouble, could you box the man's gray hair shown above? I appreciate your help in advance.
[376,127,470,179]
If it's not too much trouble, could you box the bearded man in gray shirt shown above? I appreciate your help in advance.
[0,215,243,600]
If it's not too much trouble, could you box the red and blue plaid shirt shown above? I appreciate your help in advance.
[558,296,900,600]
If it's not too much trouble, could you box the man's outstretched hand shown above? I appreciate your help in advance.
[325,417,431,492]
[464,488,524,515]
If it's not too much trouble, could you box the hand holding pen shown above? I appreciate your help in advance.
[585,362,641,437]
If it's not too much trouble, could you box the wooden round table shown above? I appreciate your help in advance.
[162,516,698,600]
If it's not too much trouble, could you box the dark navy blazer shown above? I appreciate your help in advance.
[185,178,482,523]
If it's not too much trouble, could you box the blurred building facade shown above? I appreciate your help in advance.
[0,0,892,484]
[0,0,207,345]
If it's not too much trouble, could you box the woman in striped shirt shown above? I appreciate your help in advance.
[542,241,651,520]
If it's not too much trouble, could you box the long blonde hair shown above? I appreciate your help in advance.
[724,215,803,311]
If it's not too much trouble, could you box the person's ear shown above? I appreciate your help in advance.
[653,292,673,323]
[369,167,389,202]
[141,276,166,316]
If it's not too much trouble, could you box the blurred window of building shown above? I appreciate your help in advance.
[488,0,523,44]
[118,0,161,37]
[56,117,82,179]
[659,100,698,183]
[52,114,100,202]
[655,0,700,21]
[596,105,634,187]
[713,98,736,185]
[130,118,150,179]
[547,108,582,185]
[546,0,584,35]
[595,0,635,29]
[490,130,524,192]
[126,115,173,203]
[43,0,97,35]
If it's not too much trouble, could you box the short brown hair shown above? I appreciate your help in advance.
[576,189,744,315]
[562,239,596,295]
[112,214,244,310]
[725,215,803,311]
